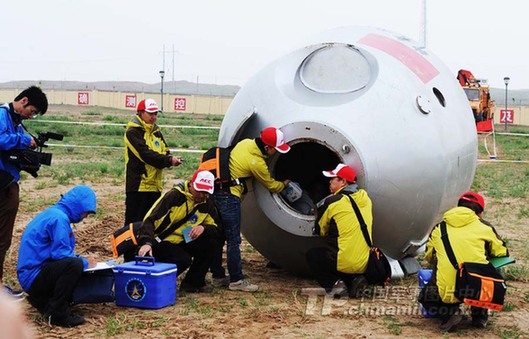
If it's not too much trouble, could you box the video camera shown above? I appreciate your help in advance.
[8,131,64,177]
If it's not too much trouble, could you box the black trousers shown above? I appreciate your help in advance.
[26,257,84,318]
[124,191,161,225]
[0,182,19,281]
[306,247,359,290]
[209,231,226,279]
[419,280,489,321]
[152,235,217,288]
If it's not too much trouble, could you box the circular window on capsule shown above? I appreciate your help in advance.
[299,44,371,94]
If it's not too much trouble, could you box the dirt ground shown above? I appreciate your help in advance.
[4,176,529,338]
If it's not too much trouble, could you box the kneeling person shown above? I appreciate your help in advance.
[306,164,372,298]
[136,170,221,293]
[17,185,98,327]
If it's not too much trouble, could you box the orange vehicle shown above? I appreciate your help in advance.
[457,69,495,124]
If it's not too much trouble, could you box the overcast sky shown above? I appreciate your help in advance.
[2,0,527,89]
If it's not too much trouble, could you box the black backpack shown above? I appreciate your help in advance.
[198,147,232,183]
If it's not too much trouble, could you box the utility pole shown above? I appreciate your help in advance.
[172,44,176,93]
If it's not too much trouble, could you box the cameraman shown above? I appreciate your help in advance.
[0,86,48,299]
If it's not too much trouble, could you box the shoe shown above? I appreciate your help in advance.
[179,283,213,294]
[349,275,369,298]
[327,280,348,298]
[265,261,281,269]
[2,285,25,301]
[472,317,488,328]
[439,310,463,332]
[48,313,86,327]
[228,279,259,292]
[211,276,230,288]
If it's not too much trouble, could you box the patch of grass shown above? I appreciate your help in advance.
[244,243,257,253]
[25,111,220,156]
[497,327,522,339]
[237,297,248,307]
[382,315,402,335]
[125,318,148,330]
[503,265,529,282]
[518,207,529,218]
[105,315,123,336]
[81,110,102,116]
[524,290,529,302]
[151,316,168,327]
[216,305,232,313]
[473,163,529,199]
[254,290,272,307]
[34,181,47,190]
[502,302,515,312]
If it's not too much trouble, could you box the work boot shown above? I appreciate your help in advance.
[211,276,230,288]
[326,280,348,298]
[349,275,369,298]
[47,313,86,327]
[471,307,488,328]
[228,279,259,292]
[439,309,463,332]
[179,282,213,294]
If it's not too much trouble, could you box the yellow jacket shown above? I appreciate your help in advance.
[425,206,508,303]
[138,182,219,245]
[124,116,172,193]
[316,185,373,274]
[226,138,285,198]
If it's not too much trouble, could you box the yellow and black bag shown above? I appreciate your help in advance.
[454,262,506,310]
[440,221,507,310]
[110,221,142,258]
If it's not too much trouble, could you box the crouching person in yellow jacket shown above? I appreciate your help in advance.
[136,170,221,293]
[421,192,508,332]
[306,164,372,298]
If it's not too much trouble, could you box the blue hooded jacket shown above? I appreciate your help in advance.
[0,103,33,181]
[17,185,97,291]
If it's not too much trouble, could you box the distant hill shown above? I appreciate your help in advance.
[490,88,529,106]
[0,80,240,97]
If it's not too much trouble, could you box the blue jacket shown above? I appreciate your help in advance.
[17,185,97,291]
[0,103,33,181]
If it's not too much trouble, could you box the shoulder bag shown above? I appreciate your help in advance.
[440,221,506,310]
[346,195,391,286]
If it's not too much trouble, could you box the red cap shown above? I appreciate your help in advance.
[260,127,290,153]
[191,170,215,194]
[322,164,357,183]
[137,98,160,113]
[459,191,485,210]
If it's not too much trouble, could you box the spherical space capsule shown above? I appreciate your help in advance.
[218,26,476,276]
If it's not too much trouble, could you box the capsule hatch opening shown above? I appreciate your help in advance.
[274,141,341,215]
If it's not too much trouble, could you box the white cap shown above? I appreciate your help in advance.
[137,98,160,113]
[191,170,215,194]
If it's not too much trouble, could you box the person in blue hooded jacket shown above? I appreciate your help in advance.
[1,86,48,298]
[17,185,97,328]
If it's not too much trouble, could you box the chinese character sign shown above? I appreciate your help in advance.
[500,109,514,124]
[78,92,89,105]
[174,98,186,111]
[125,95,137,108]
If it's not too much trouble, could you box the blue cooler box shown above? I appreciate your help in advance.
[113,257,177,309]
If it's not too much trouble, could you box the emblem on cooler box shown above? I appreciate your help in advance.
[126,278,147,302]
